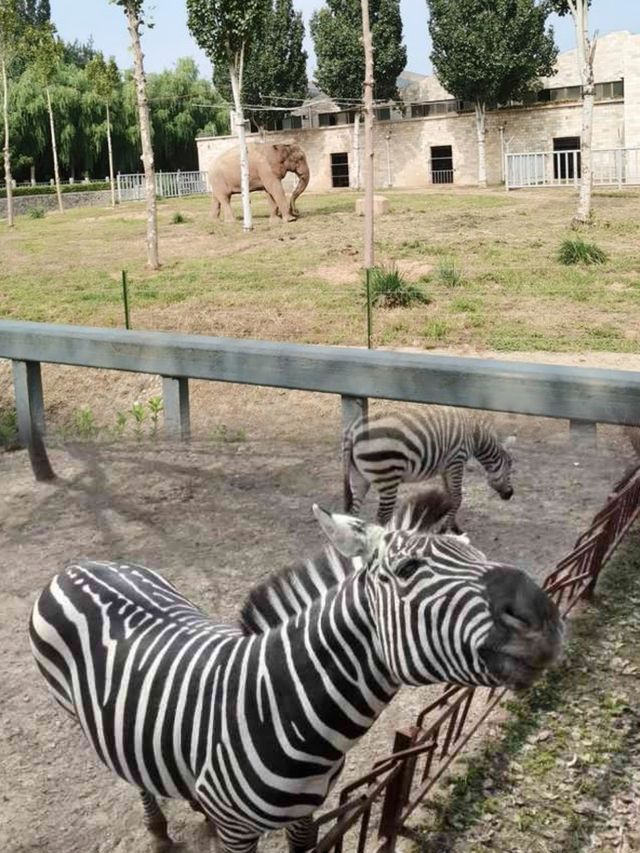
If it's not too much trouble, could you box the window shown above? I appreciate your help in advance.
[282,115,303,130]
[595,80,624,100]
[331,153,350,188]
[553,136,581,181]
[430,145,454,184]
[375,107,391,122]
[410,100,458,118]
[319,113,338,127]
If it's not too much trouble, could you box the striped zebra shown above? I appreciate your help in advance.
[29,490,561,853]
[343,406,515,531]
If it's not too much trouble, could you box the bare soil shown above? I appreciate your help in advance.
[1,395,638,853]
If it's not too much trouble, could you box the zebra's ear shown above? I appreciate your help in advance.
[503,434,517,449]
[312,505,384,559]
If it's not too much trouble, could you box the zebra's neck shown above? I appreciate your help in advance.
[260,571,399,758]
[471,419,496,462]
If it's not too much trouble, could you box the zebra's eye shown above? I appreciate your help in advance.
[395,558,422,579]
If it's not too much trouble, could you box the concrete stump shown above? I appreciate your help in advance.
[355,195,389,216]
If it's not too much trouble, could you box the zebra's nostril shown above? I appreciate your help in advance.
[501,489,514,501]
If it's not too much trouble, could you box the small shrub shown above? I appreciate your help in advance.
[367,264,430,309]
[437,257,463,288]
[558,238,608,266]
[130,402,146,438]
[451,297,481,313]
[0,409,19,450]
[73,406,99,439]
[27,206,46,219]
[211,424,247,443]
[148,396,164,435]
[171,212,188,224]
[423,319,450,344]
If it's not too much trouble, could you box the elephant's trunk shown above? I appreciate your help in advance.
[290,161,310,216]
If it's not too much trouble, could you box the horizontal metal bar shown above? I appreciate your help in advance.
[1,320,640,425]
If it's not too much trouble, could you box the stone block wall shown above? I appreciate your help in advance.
[0,190,114,218]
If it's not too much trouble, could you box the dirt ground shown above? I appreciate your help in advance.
[1,380,638,853]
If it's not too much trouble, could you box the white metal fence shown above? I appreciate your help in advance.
[506,147,640,190]
[116,171,209,202]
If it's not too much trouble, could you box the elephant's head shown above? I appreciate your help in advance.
[272,144,310,216]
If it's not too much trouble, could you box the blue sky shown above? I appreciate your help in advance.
[51,1,639,79]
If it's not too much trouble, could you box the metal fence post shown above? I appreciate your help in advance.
[341,395,368,511]
[12,359,55,481]
[116,172,121,204]
[162,376,191,441]
[377,728,420,850]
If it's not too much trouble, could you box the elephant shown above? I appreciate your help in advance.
[208,142,310,223]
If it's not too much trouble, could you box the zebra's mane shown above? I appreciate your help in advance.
[239,487,453,635]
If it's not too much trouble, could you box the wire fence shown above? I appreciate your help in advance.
[310,462,640,852]
[116,171,209,202]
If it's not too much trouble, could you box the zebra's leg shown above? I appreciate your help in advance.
[286,815,318,852]
[376,478,401,526]
[140,790,174,852]
[440,461,464,533]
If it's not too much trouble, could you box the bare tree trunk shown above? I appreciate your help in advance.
[361,0,375,270]
[571,0,596,225]
[352,111,361,190]
[2,58,13,228]
[229,54,252,232]
[474,101,487,188]
[46,86,64,213]
[106,101,116,208]
[124,5,159,268]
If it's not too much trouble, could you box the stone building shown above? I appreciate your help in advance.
[196,31,640,190]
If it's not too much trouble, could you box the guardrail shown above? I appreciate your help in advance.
[2,319,640,480]
[116,170,209,202]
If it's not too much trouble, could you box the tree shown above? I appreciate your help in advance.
[0,0,23,227]
[113,0,159,269]
[310,0,406,102]
[87,53,120,206]
[213,0,307,132]
[187,0,269,231]
[428,0,557,187]
[549,0,594,224]
[16,0,49,25]
[27,23,65,211]
[146,58,228,169]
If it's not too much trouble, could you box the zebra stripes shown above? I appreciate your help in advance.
[343,406,515,530]
[29,491,561,853]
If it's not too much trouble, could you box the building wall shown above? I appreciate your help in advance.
[196,31,638,191]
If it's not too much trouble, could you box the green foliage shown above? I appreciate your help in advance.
[16,0,49,25]
[24,21,64,86]
[423,318,450,343]
[130,401,146,437]
[211,423,247,443]
[368,264,430,308]
[86,51,120,104]
[1,182,109,198]
[311,0,406,101]
[171,211,187,224]
[148,395,163,435]
[0,409,19,449]
[547,0,591,16]
[27,205,45,217]
[437,256,463,287]
[213,0,308,131]
[558,237,608,265]
[73,406,99,439]
[427,0,557,107]
[186,0,270,69]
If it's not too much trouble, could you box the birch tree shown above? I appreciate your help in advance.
[28,23,64,211]
[87,53,119,206]
[113,0,159,268]
[549,0,595,224]
[428,0,556,187]
[0,0,22,227]
[186,0,269,232]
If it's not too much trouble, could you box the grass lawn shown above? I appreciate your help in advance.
[1,187,639,353]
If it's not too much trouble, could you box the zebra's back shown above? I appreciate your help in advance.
[29,560,240,801]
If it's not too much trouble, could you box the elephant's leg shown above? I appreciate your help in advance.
[263,175,295,222]
[211,194,221,219]
[286,816,318,853]
[220,193,236,223]
[265,191,281,221]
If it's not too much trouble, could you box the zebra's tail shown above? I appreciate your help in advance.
[342,425,355,513]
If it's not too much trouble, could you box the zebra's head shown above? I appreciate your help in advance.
[313,504,562,692]
[475,427,516,501]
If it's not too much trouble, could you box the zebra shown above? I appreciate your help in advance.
[29,490,562,853]
[343,405,516,531]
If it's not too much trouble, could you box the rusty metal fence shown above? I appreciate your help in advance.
[311,462,640,853]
